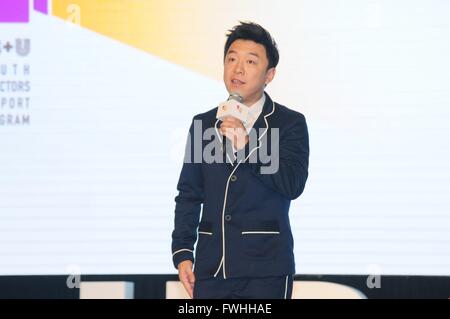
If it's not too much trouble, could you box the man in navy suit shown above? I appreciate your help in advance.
[171,22,309,299]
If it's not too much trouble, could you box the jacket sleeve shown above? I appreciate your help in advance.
[241,113,309,200]
[171,117,204,269]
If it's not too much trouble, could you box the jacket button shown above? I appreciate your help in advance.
[225,214,232,221]
[230,175,237,182]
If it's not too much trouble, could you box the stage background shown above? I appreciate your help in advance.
[1,0,449,286]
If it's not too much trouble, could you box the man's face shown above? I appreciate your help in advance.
[223,39,276,106]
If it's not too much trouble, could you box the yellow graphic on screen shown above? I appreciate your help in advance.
[52,0,270,80]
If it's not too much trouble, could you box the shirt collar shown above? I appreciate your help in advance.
[247,93,265,122]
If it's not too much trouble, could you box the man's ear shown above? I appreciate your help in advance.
[265,67,276,86]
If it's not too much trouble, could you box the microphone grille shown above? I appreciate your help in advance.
[228,92,243,103]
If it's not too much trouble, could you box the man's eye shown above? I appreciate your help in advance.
[248,60,255,64]
[228,57,236,62]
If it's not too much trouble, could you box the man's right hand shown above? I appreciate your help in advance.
[178,260,195,299]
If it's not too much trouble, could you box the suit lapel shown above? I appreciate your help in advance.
[246,92,276,158]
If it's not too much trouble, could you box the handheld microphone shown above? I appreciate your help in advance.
[228,92,243,103]
[216,93,249,124]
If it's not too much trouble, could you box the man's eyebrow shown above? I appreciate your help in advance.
[248,52,260,58]
[226,50,260,58]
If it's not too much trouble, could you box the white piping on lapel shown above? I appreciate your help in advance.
[214,101,276,279]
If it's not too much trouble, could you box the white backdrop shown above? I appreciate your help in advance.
[0,1,449,276]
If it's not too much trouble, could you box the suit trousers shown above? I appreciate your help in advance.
[193,274,293,299]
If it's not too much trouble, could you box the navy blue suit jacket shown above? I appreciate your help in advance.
[171,92,309,280]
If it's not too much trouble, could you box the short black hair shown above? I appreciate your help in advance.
[224,21,279,70]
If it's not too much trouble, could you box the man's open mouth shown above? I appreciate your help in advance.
[231,79,246,86]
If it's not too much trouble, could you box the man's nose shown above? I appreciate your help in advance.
[234,61,244,74]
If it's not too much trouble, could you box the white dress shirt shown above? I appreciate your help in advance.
[244,93,266,133]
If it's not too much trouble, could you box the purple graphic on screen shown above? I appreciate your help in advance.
[34,0,48,15]
[0,0,29,23]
